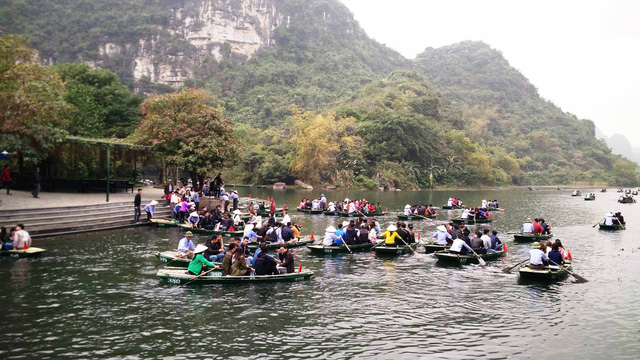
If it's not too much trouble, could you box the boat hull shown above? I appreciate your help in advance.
[246,237,314,251]
[151,219,244,237]
[307,241,378,255]
[296,208,324,214]
[434,250,505,265]
[513,233,553,242]
[373,243,419,256]
[0,247,45,258]
[157,267,313,284]
[338,212,386,217]
[451,218,492,225]
[518,263,572,281]
[424,244,449,253]
[598,223,625,230]
[397,214,436,220]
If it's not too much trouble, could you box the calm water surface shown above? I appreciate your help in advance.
[1,189,639,358]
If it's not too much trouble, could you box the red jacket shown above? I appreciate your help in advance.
[1,168,12,182]
[533,221,543,234]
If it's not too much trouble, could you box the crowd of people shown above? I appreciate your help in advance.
[520,218,551,235]
[299,196,383,214]
[527,239,570,269]
[432,223,503,255]
[403,204,436,216]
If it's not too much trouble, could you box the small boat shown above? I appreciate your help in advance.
[396,214,436,220]
[296,207,324,214]
[424,243,450,253]
[373,242,419,256]
[571,190,582,197]
[633,191,639,196]
[307,241,380,255]
[598,223,626,230]
[155,251,224,267]
[157,267,314,284]
[451,218,492,225]
[338,212,385,217]
[618,197,636,204]
[434,250,505,265]
[617,188,624,193]
[151,219,244,237]
[246,237,314,251]
[513,233,554,242]
[518,261,572,281]
[441,205,463,210]
[584,193,596,201]
[625,189,631,194]
[322,210,341,216]
[0,247,46,258]
[601,188,607,193]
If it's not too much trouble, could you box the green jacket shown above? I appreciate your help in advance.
[221,251,233,275]
[188,253,216,275]
[230,256,250,276]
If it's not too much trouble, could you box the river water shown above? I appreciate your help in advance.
[1,189,639,358]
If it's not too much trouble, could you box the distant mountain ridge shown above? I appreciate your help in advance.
[596,129,640,165]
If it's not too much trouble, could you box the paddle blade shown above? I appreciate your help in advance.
[572,273,588,283]
[502,266,514,273]
[478,257,487,266]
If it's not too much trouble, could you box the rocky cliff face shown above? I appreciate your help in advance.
[97,0,284,88]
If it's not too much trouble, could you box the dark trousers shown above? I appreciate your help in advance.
[134,206,141,222]
[195,202,199,211]
[146,210,152,221]
[32,183,40,197]
[1,182,11,194]
[233,199,238,211]
[179,211,186,223]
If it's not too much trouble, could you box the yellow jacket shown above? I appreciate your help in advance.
[381,231,402,245]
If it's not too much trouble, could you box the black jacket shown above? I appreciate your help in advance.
[254,252,277,275]
[278,251,295,273]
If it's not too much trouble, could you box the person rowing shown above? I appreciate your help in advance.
[521,218,534,235]
[528,242,549,270]
[381,225,403,247]
[433,225,452,246]
[604,212,618,226]
[187,244,219,276]
[449,237,473,255]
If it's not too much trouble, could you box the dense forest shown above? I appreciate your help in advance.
[0,0,637,187]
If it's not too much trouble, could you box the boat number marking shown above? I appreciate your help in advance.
[168,278,181,284]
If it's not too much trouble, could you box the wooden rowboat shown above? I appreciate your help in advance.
[157,267,313,284]
[451,218,492,225]
[618,198,636,203]
[246,237,314,251]
[0,247,46,258]
[441,205,463,210]
[296,208,324,214]
[322,211,341,216]
[434,250,505,265]
[513,233,554,242]
[397,214,436,220]
[373,242,419,256]
[155,251,224,267]
[338,212,386,217]
[307,241,380,255]
[518,261,572,281]
[151,219,244,237]
[424,243,450,253]
[598,223,625,230]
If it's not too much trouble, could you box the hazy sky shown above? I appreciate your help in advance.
[341,0,640,146]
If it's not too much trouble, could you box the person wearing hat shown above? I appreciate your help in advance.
[380,225,403,247]
[178,231,196,258]
[327,202,336,212]
[433,225,452,246]
[230,190,239,211]
[188,244,219,276]
[521,218,534,235]
[319,194,327,209]
[403,204,412,216]
[187,211,200,228]
[220,192,230,213]
[144,200,158,221]
[529,242,549,270]
[604,212,617,226]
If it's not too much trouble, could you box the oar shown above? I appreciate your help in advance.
[181,266,220,286]
[469,248,486,266]
[398,237,418,255]
[502,258,530,273]
[339,236,352,253]
[592,218,605,228]
[548,259,588,283]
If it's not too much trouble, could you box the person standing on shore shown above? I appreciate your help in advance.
[230,190,239,211]
[134,188,142,222]
[213,173,223,197]
[31,167,41,198]
[163,180,173,205]
[1,165,13,195]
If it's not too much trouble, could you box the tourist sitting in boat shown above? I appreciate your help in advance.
[398,223,413,244]
[281,210,291,226]
[488,199,499,208]
[220,243,237,275]
[10,224,31,250]
[447,198,454,207]
[322,226,339,246]
[407,224,416,244]
[449,224,461,241]
[480,229,496,253]
[532,219,543,235]
[187,245,219,276]
[277,245,295,274]
[489,230,502,251]
[615,212,625,224]
[481,199,488,209]
[474,207,487,220]
[254,245,279,275]
[178,231,196,258]
[381,225,403,247]
[266,212,277,228]
[548,243,564,266]
[343,220,358,245]
[334,223,346,241]
[144,200,158,221]
[230,249,253,276]
[540,219,550,234]
[2,228,14,250]
[232,210,244,227]
[356,223,369,244]
[449,237,473,255]
[290,223,301,240]
[311,198,320,210]
[426,204,436,216]
[461,208,471,219]
[204,235,225,262]
[327,202,336,212]
[528,242,549,270]
[470,230,486,254]
[281,223,295,243]
[347,201,356,213]
[459,224,471,245]
[243,224,259,243]
[433,225,452,246]
[554,239,569,259]
[403,204,412,216]
[521,218,534,235]
[240,238,254,265]
[200,212,214,230]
